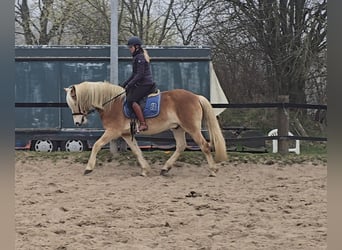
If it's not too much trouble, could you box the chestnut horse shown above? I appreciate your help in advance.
[64,81,227,177]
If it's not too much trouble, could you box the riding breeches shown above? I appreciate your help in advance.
[126,84,156,108]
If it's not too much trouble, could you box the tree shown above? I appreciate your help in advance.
[15,0,213,46]
[170,0,215,45]
[118,0,216,45]
[15,0,76,45]
[201,1,275,102]
[225,0,327,104]
[118,0,178,45]
[67,0,111,44]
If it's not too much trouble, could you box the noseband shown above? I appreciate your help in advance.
[71,102,86,116]
[70,95,94,117]
[71,104,94,116]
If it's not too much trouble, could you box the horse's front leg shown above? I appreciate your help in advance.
[84,130,118,175]
[122,135,151,177]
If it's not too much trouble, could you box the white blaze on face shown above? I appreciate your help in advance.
[74,114,88,126]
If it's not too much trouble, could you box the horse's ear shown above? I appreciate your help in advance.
[64,86,77,100]
[69,86,76,100]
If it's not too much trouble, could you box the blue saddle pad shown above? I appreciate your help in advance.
[123,93,161,119]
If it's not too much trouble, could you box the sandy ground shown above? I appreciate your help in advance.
[15,152,327,250]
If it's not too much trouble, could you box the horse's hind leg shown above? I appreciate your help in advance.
[161,128,187,175]
[122,135,151,177]
[188,130,218,177]
[85,129,119,175]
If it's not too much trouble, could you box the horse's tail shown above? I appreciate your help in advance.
[199,95,227,162]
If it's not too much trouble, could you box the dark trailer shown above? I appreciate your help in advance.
[15,45,228,152]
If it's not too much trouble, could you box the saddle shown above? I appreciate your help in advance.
[123,90,161,119]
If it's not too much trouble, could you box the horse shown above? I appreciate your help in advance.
[64,81,227,177]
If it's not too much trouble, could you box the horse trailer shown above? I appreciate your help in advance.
[15,45,228,152]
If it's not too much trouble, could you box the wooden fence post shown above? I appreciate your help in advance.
[277,95,289,155]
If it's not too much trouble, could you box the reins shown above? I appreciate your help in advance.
[72,90,125,116]
[90,90,126,114]
[102,90,126,107]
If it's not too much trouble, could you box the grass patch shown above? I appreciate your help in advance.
[15,141,326,166]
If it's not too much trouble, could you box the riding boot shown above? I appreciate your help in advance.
[132,102,148,132]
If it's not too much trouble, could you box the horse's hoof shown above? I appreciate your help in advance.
[84,169,93,175]
[160,169,169,176]
[209,172,217,177]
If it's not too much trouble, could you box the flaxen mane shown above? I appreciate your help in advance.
[74,81,124,112]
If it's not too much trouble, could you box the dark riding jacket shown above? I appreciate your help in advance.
[121,50,153,89]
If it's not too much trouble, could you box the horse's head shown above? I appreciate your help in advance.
[64,85,88,126]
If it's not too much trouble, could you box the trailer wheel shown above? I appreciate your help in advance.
[32,140,57,152]
[61,140,88,152]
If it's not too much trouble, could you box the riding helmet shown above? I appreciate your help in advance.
[127,36,143,46]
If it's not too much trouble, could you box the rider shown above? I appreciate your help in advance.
[120,36,156,132]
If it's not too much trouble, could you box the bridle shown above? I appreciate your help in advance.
[70,93,88,116]
[71,105,91,116]
[69,92,94,127]
[70,98,91,126]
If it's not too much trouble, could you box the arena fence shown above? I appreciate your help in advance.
[15,100,327,153]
